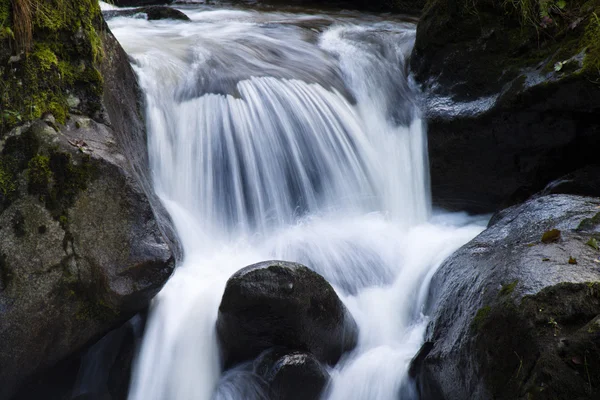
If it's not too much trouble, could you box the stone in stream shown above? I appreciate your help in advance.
[254,348,330,400]
[411,194,600,400]
[216,260,358,369]
[103,6,191,21]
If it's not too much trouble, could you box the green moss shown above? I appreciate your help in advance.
[577,212,600,231]
[26,155,51,196]
[0,160,16,198]
[472,305,492,331]
[500,280,519,296]
[0,0,105,134]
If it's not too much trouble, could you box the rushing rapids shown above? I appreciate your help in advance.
[105,4,486,399]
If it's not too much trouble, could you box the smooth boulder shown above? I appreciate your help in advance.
[412,194,600,399]
[216,260,358,368]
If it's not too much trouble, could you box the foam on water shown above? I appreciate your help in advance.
[106,7,485,400]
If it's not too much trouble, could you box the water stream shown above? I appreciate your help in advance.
[105,4,486,399]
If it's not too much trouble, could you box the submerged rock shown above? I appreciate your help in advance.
[103,6,190,21]
[411,0,600,213]
[412,194,600,399]
[254,348,330,400]
[216,260,358,368]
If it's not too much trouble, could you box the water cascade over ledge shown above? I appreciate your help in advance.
[106,5,486,399]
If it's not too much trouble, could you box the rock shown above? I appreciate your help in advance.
[103,6,190,21]
[216,260,358,368]
[254,348,330,400]
[11,313,146,400]
[537,165,600,198]
[412,194,600,399]
[254,0,425,14]
[112,0,174,6]
[0,3,178,398]
[411,0,600,213]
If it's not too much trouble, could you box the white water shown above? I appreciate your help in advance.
[106,5,485,399]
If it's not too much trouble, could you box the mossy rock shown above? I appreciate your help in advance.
[0,0,104,134]
[412,195,600,399]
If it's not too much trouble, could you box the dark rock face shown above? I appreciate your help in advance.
[537,165,600,199]
[411,0,600,213]
[412,194,600,399]
[11,314,145,400]
[216,260,358,369]
[254,0,425,14]
[254,348,330,400]
[0,10,177,400]
[112,0,174,7]
[103,6,190,21]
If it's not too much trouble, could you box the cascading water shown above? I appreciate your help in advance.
[105,4,486,399]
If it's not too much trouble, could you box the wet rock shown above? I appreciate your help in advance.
[216,260,358,368]
[11,314,146,400]
[0,7,178,399]
[412,194,600,399]
[103,6,190,21]
[254,348,330,400]
[411,0,600,213]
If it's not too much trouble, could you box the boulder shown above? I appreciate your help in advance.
[411,194,600,399]
[103,6,190,21]
[216,261,358,368]
[254,348,330,400]
[0,1,178,397]
[411,0,600,213]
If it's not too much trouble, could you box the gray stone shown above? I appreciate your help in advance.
[412,194,600,400]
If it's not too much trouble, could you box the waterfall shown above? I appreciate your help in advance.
[106,6,485,400]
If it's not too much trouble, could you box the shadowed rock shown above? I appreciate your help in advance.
[216,260,358,369]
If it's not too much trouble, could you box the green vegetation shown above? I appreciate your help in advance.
[472,305,492,331]
[0,122,95,219]
[0,0,104,133]
[500,280,519,295]
[26,154,51,196]
[0,160,15,198]
[577,212,600,231]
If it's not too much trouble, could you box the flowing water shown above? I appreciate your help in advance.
[105,4,486,399]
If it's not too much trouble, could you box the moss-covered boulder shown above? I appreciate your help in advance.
[411,194,600,399]
[411,0,600,213]
[0,1,178,397]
